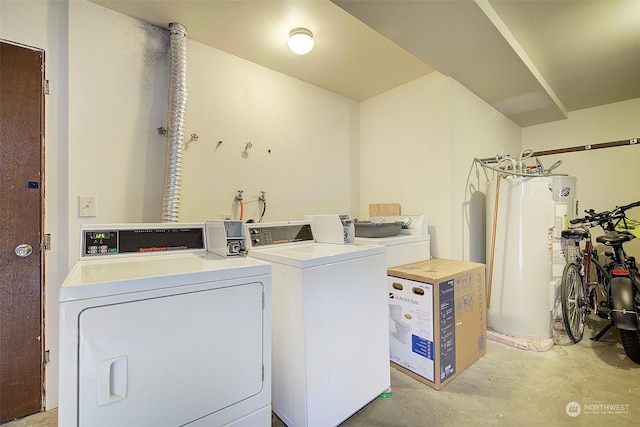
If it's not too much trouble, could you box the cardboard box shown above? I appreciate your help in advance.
[387,259,486,390]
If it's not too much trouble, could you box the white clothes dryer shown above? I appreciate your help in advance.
[58,223,271,427]
[245,221,389,427]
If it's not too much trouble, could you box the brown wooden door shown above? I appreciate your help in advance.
[0,41,44,422]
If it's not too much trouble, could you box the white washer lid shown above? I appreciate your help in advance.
[248,242,385,268]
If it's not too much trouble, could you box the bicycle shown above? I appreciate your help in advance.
[560,201,640,363]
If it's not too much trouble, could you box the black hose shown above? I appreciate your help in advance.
[259,200,267,223]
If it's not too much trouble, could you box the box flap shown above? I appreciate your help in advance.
[388,258,485,282]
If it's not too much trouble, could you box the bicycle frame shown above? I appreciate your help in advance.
[574,234,608,314]
[582,239,594,291]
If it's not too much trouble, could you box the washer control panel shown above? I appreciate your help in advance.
[246,223,314,248]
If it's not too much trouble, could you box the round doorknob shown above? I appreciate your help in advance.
[15,244,33,257]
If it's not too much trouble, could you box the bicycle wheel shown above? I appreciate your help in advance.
[561,262,586,343]
[619,288,640,364]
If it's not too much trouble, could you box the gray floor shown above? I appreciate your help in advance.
[6,316,639,427]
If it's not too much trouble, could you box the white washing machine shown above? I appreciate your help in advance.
[245,221,389,427]
[58,223,271,427]
[355,215,431,267]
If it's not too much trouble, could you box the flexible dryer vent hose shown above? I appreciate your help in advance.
[162,23,188,223]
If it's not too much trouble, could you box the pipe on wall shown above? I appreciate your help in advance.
[162,23,188,223]
[531,137,639,157]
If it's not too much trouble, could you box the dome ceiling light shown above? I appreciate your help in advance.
[288,27,314,55]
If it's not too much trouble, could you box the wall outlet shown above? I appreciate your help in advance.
[222,213,233,220]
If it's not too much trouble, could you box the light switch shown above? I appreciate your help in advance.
[79,196,97,217]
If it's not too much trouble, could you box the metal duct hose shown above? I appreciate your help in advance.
[162,23,188,222]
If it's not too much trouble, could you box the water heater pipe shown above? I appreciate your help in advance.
[486,174,502,309]
[531,137,638,157]
[162,23,188,223]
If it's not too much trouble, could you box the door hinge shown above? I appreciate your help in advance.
[262,364,264,381]
[45,80,50,95]
[262,292,265,309]
[44,233,51,251]
[44,350,50,364]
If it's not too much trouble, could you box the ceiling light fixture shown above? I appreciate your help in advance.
[288,27,314,55]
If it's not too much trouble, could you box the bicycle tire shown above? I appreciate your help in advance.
[619,289,640,364]
[561,262,585,343]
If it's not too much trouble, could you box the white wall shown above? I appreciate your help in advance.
[179,41,359,224]
[360,73,521,260]
[450,79,522,262]
[68,2,359,241]
[523,98,640,257]
[359,73,450,230]
[68,0,170,258]
[1,0,69,410]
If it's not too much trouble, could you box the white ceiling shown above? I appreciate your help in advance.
[90,0,640,127]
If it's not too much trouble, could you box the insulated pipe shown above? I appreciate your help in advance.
[162,23,188,223]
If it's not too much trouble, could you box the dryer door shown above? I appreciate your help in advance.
[77,281,265,426]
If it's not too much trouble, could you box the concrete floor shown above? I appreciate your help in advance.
[6,317,639,427]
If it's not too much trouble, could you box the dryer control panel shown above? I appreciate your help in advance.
[81,225,205,257]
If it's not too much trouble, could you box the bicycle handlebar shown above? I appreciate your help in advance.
[619,200,640,212]
[569,200,640,231]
